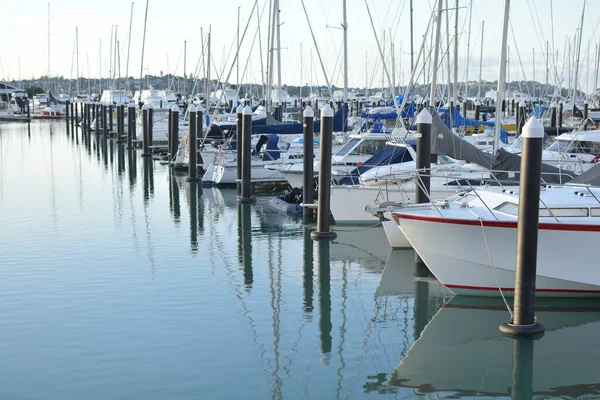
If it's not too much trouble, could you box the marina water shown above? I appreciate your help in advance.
[0,121,599,399]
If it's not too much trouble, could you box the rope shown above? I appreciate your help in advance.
[477,215,513,319]
[332,221,382,232]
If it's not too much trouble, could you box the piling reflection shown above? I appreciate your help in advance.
[117,143,125,177]
[302,227,314,314]
[413,262,432,340]
[127,149,137,187]
[389,297,600,398]
[238,203,253,288]
[142,158,154,203]
[318,240,332,356]
[169,171,181,222]
[188,181,199,251]
[101,137,108,169]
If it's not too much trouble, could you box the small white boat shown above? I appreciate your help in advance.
[391,184,600,296]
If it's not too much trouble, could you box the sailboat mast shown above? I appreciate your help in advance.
[207,27,211,108]
[430,0,443,107]
[113,26,118,88]
[139,0,150,92]
[409,0,414,74]
[493,0,510,154]
[364,0,394,99]
[465,0,473,98]
[267,0,276,111]
[343,0,348,103]
[47,2,50,91]
[99,38,102,93]
[478,21,484,99]
[76,27,80,95]
[183,40,187,98]
[109,26,114,88]
[453,0,458,105]
[300,43,303,99]
[572,1,585,113]
[126,2,134,93]
[276,0,282,106]
[237,6,240,91]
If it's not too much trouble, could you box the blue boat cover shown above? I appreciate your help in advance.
[338,145,414,185]
[439,106,495,128]
[250,103,349,134]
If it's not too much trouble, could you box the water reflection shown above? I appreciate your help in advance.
[5,121,600,399]
[238,203,253,288]
[302,228,314,314]
[389,297,600,398]
[143,157,154,203]
[127,148,137,187]
[169,171,181,222]
[318,240,332,357]
[188,181,199,251]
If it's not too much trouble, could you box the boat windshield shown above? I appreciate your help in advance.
[547,139,600,155]
[547,140,575,153]
[334,139,360,156]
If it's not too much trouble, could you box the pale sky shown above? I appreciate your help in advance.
[1,0,598,93]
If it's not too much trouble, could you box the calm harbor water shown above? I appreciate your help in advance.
[0,121,599,399]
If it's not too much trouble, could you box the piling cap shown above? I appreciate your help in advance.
[236,104,244,114]
[303,106,314,118]
[243,105,253,115]
[584,99,589,105]
[189,104,197,113]
[474,99,481,106]
[171,104,180,112]
[416,108,432,124]
[550,101,557,108]
[519,100,526,107]
[321,104,334,118]
[142,104,148,110]
[522,116,544,138]
[128,101,135,108]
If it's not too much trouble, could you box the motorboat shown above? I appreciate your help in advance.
[390,184,600,296]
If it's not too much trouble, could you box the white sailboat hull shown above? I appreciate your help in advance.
[394,214,600,296]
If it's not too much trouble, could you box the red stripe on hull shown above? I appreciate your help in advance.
[392,212,600,232]
[445,283,600,294]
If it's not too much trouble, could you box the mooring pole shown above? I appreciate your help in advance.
[127,102,135,149]
[311,104,336,240]
[169,105,179,164]
[167,105,173,161]
[584,100,589,121]
[236,104,244,196]
[196,109,203,172]
[102,104,108,137]
[147,103,154,147]
[238,105,256,203]
[549,102,556,128]
[71,102,75,127]
[558,102,563,128]
[517,101,526,136]
[474,99,481,121]
[414,108,432,265]
[303,106,315,222]
[95,103,100,134]
[65,100,70,135]
[141,104,151,157]
[187,105,199,181]
[499,116,545,336]
[109,104,114,135]
[116,103,123,143]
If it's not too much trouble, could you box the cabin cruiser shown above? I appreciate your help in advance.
[266,133,391,188]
